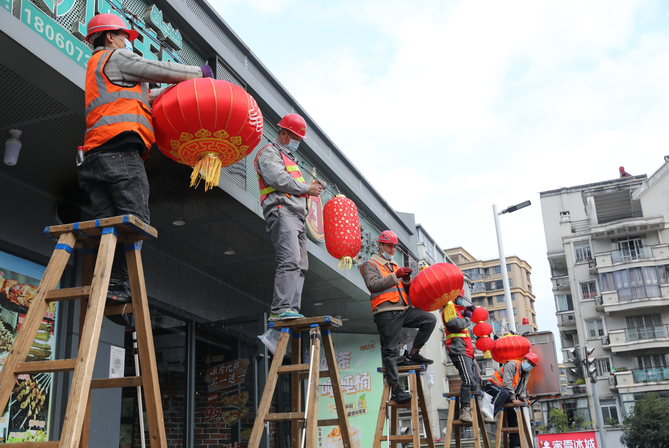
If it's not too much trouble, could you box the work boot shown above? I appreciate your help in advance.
[460,407,473,423]
[404,351,433,365]
[391,387,412,403]
[107,278,131,303]
[483,413,496,424]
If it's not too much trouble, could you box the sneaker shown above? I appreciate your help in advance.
[396,356,412,367]
[391,388,412,403]
[460,407,473,423]
[483,413,496,424]
[269,310,305,321]
[404,351,433,365]
[107,278,131,303]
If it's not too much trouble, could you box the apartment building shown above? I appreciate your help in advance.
[539,161,669,445]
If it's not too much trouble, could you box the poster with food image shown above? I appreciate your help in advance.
[316,334,382,448]
[0,251,58,444]
[204,358,252,428]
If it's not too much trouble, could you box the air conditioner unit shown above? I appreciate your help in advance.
[568,315,575,321]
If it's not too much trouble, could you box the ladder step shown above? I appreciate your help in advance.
[277,364,311,373]
[5,441,59,447]
[388,400,412,408]
[268,315,342,330]
[46,286,91,302]
[91,376,143,389]
[104,303,134,316]
[45,215,157,241]
[15,359,77,374]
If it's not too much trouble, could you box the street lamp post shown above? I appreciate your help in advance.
[492,200,531,333]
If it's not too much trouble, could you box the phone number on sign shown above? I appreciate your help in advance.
[21,3,91,69]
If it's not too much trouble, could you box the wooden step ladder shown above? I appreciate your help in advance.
[248,316,353,448]
[494,403,533,448]
[373,365,436,448]
[0,215,166,448]
[443,392,491,448]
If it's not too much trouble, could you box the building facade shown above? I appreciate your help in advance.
[540,162,669,445]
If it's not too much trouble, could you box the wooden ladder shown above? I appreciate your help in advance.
[248,316,353,448]
[494,403,533,448]
[0,215,166,448]
[373,365,436,448]
[443,392,491,448]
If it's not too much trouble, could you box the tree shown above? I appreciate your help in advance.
[621,393,669,448]
[548,408,569,433]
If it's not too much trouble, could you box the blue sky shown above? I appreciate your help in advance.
[210,0,669,355]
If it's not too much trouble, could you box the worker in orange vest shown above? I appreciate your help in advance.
[79,13,212,305]
[360,230,436,403]
[254,113,324,321]
[484,352,538,448]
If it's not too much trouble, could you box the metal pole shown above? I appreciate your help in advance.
[493,204,516,332]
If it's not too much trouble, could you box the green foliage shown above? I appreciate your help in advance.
[621,393,669,448]
[574,377,585,385]
[606,417,620,427]
[548,408,569,433]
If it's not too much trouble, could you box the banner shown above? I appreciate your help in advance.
[317,334,382,448]
[537,431,598,448]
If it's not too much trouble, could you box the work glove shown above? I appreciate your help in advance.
[466,305,476,313]
[394,267,412,280]
[200,65,214,78]
[463,309,473,319]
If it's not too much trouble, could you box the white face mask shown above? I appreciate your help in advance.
[287,138,300,151]
[381,251,393,260]
[122,37,133,51]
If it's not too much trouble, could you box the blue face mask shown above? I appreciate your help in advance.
[381,251,393,260]
[521,361,534,372]
[455,298,464,306]
[287,138,300,151]
[122,38,133,51]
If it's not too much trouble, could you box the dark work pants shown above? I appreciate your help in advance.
[374,307,437,387]
[78,149,150,281]
[484,383,519,446]
[266,208,308,314]
[450,354,480,408]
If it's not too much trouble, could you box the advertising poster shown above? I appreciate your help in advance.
[317,334,383,448]
[203,356,252,440]
[537,431,598,448]
[0,250,57,444]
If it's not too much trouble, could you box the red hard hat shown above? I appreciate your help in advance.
[277,113,307,139]
[459,288,465,297]
[524,352,539,365]
[377,230,398,245]
[86,13,139,44]
[619,166,625,172]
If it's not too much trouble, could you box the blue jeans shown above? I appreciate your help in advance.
[78,148,149,280]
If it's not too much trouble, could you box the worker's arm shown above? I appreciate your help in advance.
[503,361,519,399]
[444,315,471,330]
[361,262,398,293]
[105,50,203,84]
[256,147,309,196]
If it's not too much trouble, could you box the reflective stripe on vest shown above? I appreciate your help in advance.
[83,50,155,157]
[363,259,409,311]
[445,332,470,340]
[490,359,521,388]
[254,144,307,203]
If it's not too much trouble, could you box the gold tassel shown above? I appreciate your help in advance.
[190,153,223,191]
[483,350,492,359]
[338,256,353,270]
[444,301,457,321]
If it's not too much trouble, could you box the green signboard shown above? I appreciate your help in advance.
[317,333,383,448]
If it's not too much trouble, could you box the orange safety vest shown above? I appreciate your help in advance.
[362,259,409,311]
[254,144,308,203]
[490,359,521,389]
[84,50,155,158]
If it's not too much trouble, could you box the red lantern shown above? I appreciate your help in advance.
[476,336,495,353]
[471,307,489,323]
[323,195,361,270]
[152,78,264,191]
[491,335,531,364]
[410,263,464,312]
[473,322,493,338]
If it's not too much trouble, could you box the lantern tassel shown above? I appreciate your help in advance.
[483,350,492,359]
[443,301,457,321]
[338,256,353,270]
[190,153,223,191]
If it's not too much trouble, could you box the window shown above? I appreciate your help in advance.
[484,268,490,278]
[636,355,667,369]
[493,265,501,274]
[498,309,507,318]
[616,237,644,261]
[580,281,597,300]
[513,308,517,315]
[472,282,484,293]
[465,268,483,281]
[556,294,574,312]
[511,293,515,301]
[496,295,505,303]
[574,242,592,263]
[487,297,493,306]
[600,267,661,301]
[595,358,611,376]
[600,399,619,424]
[626,314,666,340]
[586,319,605,338]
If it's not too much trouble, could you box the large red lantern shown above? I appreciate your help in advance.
[476,336,495,353]
[410,263,464,312]
[471,307,489,323]
[323,195,361,270]
[152,78,264,191]
[491,335,531,364]
[473,322,493,338]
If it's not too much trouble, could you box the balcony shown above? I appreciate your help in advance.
[610,368,669,393]
[556,311,577,335]
[594,244,669,270]
[603,324,669,354]
[599,287,669,315]
[552,275,570,291]
[589,215,664,239]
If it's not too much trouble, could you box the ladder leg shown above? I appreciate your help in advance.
[503,411,509,448]
[415,373,435,448]
[78,245,96,448]
[248,328,291,448]
[79,389,92,448]
[0,233,75,413]
[443,396,456,447]
[409,373,420,448]
[291,330,302,448]
[321,329,353,448]
[305,328,321,448]
[474,396,491,448]
[471,396,481,448]
[390,405,398,448]
[60,230,116,447]
[521,407,533,447]
[517,408,529,448]
[125,242,167,448]
[495,410,503,448]
[373,380,390,447]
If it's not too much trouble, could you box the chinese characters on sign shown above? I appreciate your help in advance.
[537,431,598,448]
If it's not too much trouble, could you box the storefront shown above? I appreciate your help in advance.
[0,0,421,446]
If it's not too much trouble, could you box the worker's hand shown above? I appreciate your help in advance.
[525,399,531,407]
[466,305,476,313]
[512,399,524,407]
[395,267,412,280]
[308,180,324,196]
[200,65,214,78]
[463,309,473,319]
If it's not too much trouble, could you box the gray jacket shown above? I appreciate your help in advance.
[444,308,472,357]
[254,141,310,220]
[502,360,530,401]
[361,254,411,315]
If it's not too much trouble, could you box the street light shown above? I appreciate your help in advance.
[493,200,531,333]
